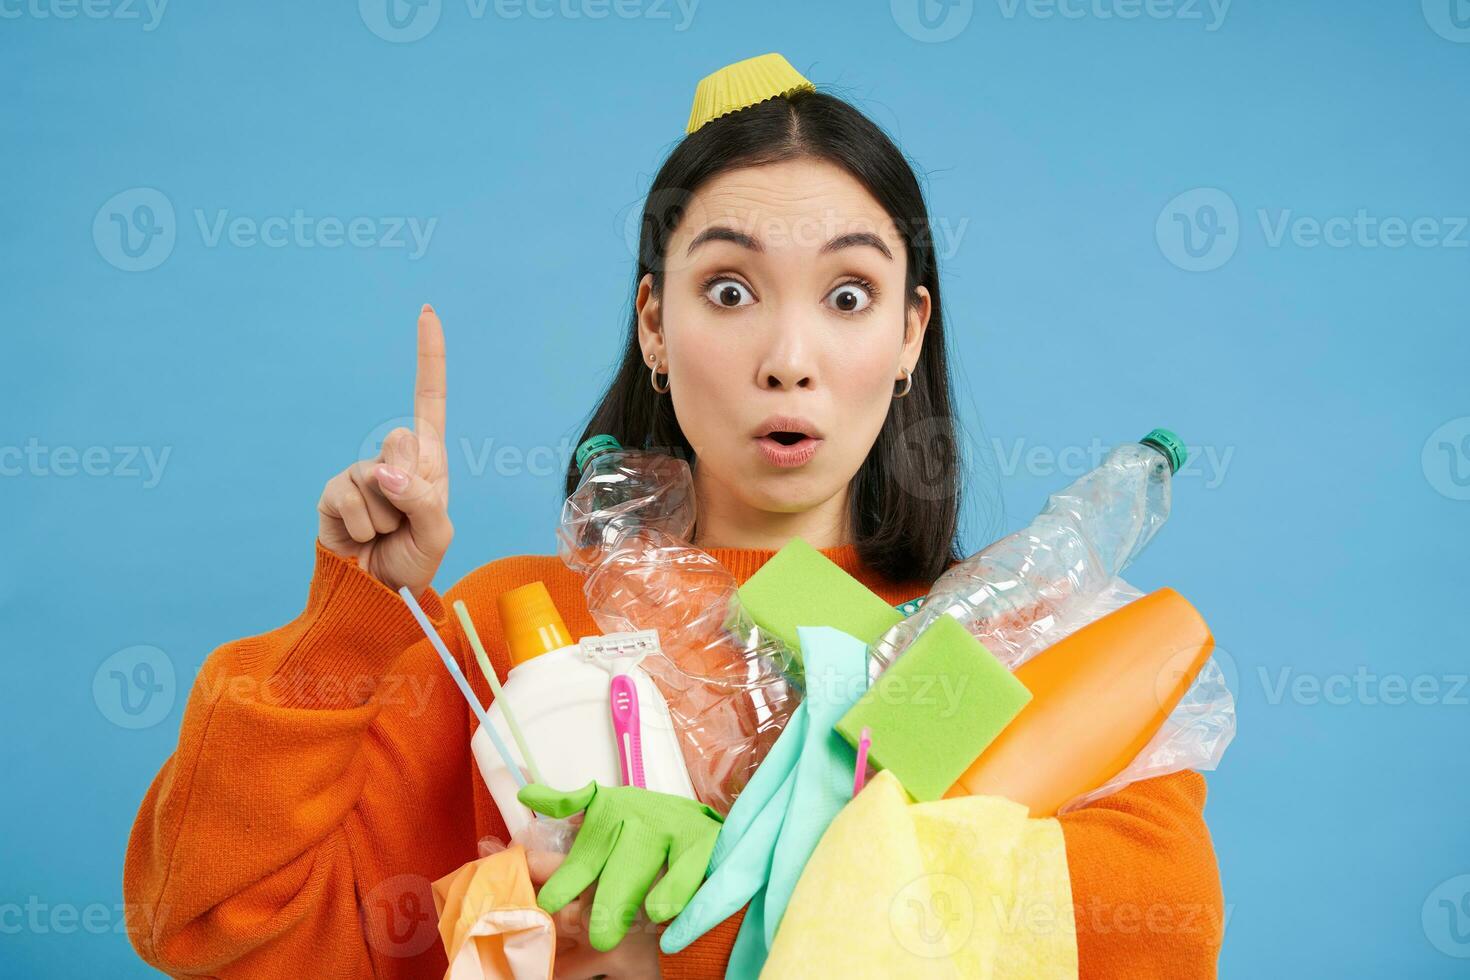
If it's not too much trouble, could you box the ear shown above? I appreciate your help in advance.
[636,273,666,367]
[900,285,932,377]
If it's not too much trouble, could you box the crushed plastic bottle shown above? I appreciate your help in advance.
[870,429,1188,677]
[557,434,698,575]
[871,428,1235,806]
[558,436,799,815]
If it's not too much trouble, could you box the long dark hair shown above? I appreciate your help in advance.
[565,89,962,583]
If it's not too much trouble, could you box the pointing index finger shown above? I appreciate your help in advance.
[415,303,446,445]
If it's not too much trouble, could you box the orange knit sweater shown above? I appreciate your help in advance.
[125,541,1224,978]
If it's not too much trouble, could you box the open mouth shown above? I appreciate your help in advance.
[753,418,824,468]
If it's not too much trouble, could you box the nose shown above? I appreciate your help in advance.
[756,314,818,391]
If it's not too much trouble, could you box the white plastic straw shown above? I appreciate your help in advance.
[399,587,526,789]
[453,599,545,785]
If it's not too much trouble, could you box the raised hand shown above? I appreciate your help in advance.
[317,304,453,595]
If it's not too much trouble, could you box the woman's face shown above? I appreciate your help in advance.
[637,157,930,533]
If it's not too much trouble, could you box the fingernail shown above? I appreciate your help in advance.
[421,303,435,315]
[376,464,409,493]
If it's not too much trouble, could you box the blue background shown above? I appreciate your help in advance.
[3,1,1468,975]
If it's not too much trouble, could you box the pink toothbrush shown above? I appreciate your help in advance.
[610,675,646,789]
[853,726,872,796]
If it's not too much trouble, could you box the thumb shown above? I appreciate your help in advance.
[380,427,419,475]
[519,780,598,819]
[373,463,452,557]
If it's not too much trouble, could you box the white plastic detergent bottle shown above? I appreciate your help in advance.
[472,580,696,841]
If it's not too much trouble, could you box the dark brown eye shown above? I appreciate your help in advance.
[704,278,754,308]
[825,282,872,314]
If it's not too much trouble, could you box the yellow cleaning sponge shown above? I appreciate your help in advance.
[737,537,903,669]
[837,616,1032,802]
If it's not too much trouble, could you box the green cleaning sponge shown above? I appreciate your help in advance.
[738,537,904,669]
[836,616,1032,802]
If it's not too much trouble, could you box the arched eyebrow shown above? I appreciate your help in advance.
[686,226,894,259]
[687,226,762,255]
[820,231,893,260]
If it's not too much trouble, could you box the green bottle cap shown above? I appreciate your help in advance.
[1140,428,1186,474]
[575,434,623,472]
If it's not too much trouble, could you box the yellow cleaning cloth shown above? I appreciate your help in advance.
[762,771,1077,979]
[430,845,557,980]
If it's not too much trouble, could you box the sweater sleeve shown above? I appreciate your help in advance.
[1060,770,1225,979]
[658,772,1223,979]
[123,543,485,978]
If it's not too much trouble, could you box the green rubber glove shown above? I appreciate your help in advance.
[517,781,724,952]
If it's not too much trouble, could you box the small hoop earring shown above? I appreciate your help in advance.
[894,366,913,399]
[650,360,670,394]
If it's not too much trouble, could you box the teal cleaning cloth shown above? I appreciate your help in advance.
[660,625,869,978]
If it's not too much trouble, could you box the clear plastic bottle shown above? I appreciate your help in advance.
[869,429,1188,678]
[557,436,799,814]
[557,434,698,575]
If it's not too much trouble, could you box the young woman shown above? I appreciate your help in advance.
[125,77,1224,979]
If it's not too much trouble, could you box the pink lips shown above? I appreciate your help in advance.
[756,436,822,467]
[753,415,824,469]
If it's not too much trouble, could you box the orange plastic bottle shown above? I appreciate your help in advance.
[945,587,1213,816]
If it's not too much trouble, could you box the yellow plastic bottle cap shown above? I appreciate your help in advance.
[496,581,574,668]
